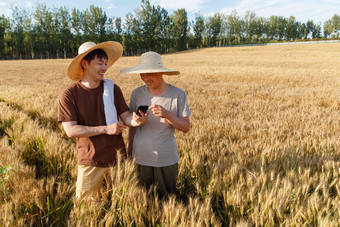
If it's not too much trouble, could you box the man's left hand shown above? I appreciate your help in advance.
[149,105,171,119]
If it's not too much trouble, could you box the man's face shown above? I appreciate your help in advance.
[82,55,108,82]
[140,72,164,89]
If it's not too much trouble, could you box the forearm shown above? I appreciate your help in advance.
[121,113,139,127]
[120,111,147,127]
[166,115,190,133]
[65,124,107,138]
[128,127,136,158]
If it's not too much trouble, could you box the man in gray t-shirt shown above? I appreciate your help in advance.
[121,51,191,197]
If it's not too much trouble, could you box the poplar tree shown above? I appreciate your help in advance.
[172,8,188,51]
[193,14,204,48]
[0,15,9,58]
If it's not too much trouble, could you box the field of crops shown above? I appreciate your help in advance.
[0,43,339,226]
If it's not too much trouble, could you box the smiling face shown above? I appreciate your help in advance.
[82,55,108,83]
[140,72,164,90]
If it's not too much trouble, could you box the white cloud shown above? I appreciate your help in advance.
[205,0,340,22]
[25,1,33,9]
[11,2,20,8]
[143,0,339,23]
[0,1,7,15]
[215,0,339,23]
[150,0,207,12]
[108,3,116,9]
[2,0,34,10]
[104,0,116,10]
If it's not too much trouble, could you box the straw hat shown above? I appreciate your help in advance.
[121,51,179,75]
[67,41,123,81]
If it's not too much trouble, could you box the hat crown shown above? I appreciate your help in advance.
[139,51,164,67]
[78,42,96,55]
[120,51,179,75]
[68,41,123,81]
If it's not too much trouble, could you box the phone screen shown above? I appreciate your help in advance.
[136,105,149,116]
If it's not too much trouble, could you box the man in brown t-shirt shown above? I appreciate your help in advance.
[58,41,148,199]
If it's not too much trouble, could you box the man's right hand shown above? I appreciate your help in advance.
[106,123,126,135]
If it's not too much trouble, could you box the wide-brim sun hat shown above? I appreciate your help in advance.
[120,51,180,75]
[67,41,123,81]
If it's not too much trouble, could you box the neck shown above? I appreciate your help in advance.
[148,82,170,96]
[80,78,101,88]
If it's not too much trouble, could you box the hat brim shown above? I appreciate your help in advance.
[67,41,123,81]
[121,66,180,75]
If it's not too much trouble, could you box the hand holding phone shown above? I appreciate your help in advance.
[136,105,149,116]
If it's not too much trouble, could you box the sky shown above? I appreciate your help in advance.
[0,0,339,24]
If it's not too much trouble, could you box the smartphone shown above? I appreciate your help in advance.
[136,105,149,116]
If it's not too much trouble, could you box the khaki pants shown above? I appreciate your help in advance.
[137,163,178,198]
[76,165,111,199]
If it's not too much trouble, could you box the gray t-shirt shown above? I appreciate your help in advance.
[130,85,191,167]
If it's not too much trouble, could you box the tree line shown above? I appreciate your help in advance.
[1,0,340,59]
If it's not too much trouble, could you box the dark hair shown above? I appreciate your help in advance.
[82,48,108,63]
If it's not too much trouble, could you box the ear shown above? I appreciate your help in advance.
[81,59,88,69]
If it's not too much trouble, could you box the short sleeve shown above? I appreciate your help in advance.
[114,84,130,115]
[178,89,191,118]
[129,89,137,113]
[58,88,78,122]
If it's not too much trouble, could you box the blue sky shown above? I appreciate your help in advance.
[0,0,339,24]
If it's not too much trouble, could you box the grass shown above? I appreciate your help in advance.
[0,43,339,226]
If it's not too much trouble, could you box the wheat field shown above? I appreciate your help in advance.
[0,43,339,226]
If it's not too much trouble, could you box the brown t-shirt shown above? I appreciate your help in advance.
[58,81,129,167]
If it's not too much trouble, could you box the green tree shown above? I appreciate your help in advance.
[171,8,188,51]
[92,6,107,42]
[0,14,10,58]
[193,13,204,48]
[305,20,322,39]
[22,10,35,59]
[313,23,322,39]
[226,10,243,45]
[10,6,26,59]
[115,17,123,43]
[277,16,287,40]
[306,20,315,39]
[331,14,340,37]
[323,14,340,38]
[106,17,115,40]
[131,14,143,54]
[106,17,123,44]
[206,13,222,46]
[122,13,139,55]
[70,8,82,56]
[33,3,54,58]
[244,11,257,42]
[267,16,279,40]
[323,19,333,38]
[1,1,337,59]
[322,14,340,38]
[158,8,172,53]
[82,5,107,43]
[254,17,267,41]
[54,7,72,58]
[134,0,166,52]
[286,16,298,41]
[298,23,308,39]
